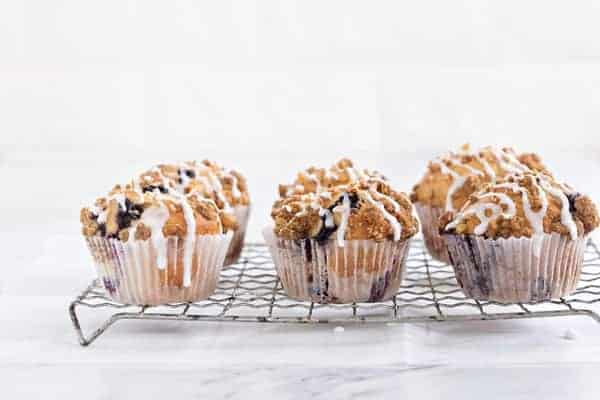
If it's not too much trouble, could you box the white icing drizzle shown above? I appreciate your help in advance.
[429,148,534,213]
[445,192,516,235]
[372,191,401,213]
[319,207,335,228]
[138,202,170,269]
[345,167,357,182]
[229,173,241,199]
[334,193,351,247]
[491,149,529,175]
[168,191,197,287]
[434,160,467,212]
[495,181,548,235]
[364,191,402,241]
[539,179,578,240]
[325,170,338,181]
[478,155,497,182]
[444,175,579,240]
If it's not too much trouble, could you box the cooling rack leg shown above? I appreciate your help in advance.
[69,302,126,346]
[579,309,600,323]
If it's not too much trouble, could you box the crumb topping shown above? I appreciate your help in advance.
[80,159,248,241]
[139,160,249,209]
[278,158,386,198]
[272,179,419,243]
[441,173,600,240]
[411,145,552,212]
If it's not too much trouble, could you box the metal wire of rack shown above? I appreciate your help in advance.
[69,239,600,346]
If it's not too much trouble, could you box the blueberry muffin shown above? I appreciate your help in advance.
[81,180,233,305]
[264,177,419,303]
[138,160,250,265]
[440,173,599,303]
[411,145,551,263]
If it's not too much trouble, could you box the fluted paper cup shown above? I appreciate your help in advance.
[414,203,450,264]
[224,205,250,266]
[443,233,587,303]
[263,227,411,303]
[85,232,232,305]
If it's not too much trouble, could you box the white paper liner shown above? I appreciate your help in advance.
[263,228,412,303]
[414,203,450,264]
[85,232,232,305]
[444,233,587,303]
[224,205,250,266]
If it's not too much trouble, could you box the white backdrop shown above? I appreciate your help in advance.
[2,1,600,241]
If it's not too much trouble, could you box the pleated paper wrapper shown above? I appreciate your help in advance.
[263,228,412,304]
[414,203,451,264]
[444,233,587,303]
[86,233,232,305]
[224,205,250,266]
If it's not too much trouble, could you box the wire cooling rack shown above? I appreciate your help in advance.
[69,239,600,346]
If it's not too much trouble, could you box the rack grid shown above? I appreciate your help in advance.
[69,239,600,346]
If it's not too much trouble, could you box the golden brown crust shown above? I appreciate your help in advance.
[272,179,419,242]
[142,160,250,208]
[81,159,249,241]
[441,173,599,239]
[81,186,223,241]
[278,158,386,198]
[411,145,552,211]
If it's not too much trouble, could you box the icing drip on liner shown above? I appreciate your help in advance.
[168,190,197,287]
[334,193,351,247]
[137,200,170,269]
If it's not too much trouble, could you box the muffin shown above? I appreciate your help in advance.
[440,173,599,303]
[264,176,419,303]
[411,145,551,263]
[81,181,233,305]
[278,158,386,198]
[139,160,250,265]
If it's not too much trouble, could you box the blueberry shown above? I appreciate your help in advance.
[348,193,360,209]
[303,238,312,262]
[142,185,168,194]
[185,169,196,178]
[566,192,580,213]
[102,277,118,295]
[369,271,392,301]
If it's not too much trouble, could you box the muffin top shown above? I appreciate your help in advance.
[271,179,419,244]
[80,161,246,241]
[278,158,386,198]
[440,173,600,240]
[411,145,551,212]
[139,160,250,209]
[80,182,228,244]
